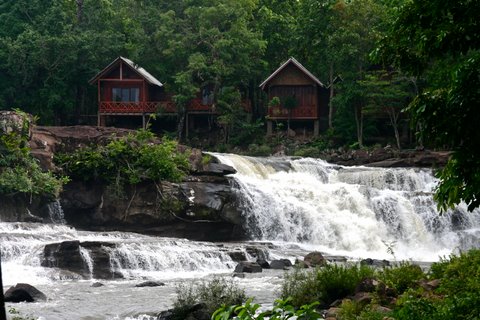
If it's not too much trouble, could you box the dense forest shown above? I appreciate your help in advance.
[1,0,478,210]
[0,0,416,146]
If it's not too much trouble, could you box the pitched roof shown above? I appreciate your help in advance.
[89,56,163,87]
[259,57,325,90]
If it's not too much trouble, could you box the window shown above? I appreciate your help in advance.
[112,87,140,102]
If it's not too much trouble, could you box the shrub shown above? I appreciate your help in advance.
[247,144,272,156]
[173,277,246,318]
[0,112,66,199]
[212,297,322,320]
[281,264,375,308]
[55,130,189,195]
[377,262,425,295]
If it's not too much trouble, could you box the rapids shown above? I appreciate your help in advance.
[1,154,480,319]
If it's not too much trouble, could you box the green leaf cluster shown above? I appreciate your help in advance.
[0,113,65,199]
[55,130,189,193]
[212,297,321,320]
[379,0,480,211]
[173,277,246,319]
[281,264,375,308]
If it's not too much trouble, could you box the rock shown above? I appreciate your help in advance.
[325,307,342,318]
[232,273,246,278]
[196,163,237,176]
[270,259,292,270]
[304,251,326,267]
[4,283,47,302]
[91,282,104,287]
[355,278,379,293]
[352,292,373,306]
[42,240,123,280]
[227,251,247,262]
[135,281,166,287]
[256,258,270,269]
[234,261,262,273]
[418,278,441,291]
[373,305,392,313]
[360,258,390,268]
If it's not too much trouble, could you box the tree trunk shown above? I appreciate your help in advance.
[328,63,334,129]
[354,105,363,148]
[177,107,186,141]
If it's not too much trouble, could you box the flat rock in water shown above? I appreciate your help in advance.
[91,282,104,287]
[4,283,47,302]
[270,259,292,270]
[234,261,262,273]
[135,281,166,287]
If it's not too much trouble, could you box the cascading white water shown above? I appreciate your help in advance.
[213,153,480,261]
[47,199,66,224]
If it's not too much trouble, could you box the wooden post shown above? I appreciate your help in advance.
[267,120,273,136]
[314,120,320,137]
[142,114,146,129]
[97,113,101,126]
[185,113,189,139]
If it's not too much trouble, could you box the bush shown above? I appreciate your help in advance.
[55,130,189,196]
[247,144,272,156]
[378,262,425,295]
[0,112,66,199]
[173,277,246,318]
[281,264,375,308]
[212,298,322,320]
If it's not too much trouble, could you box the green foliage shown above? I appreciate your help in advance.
[281,264,375,308]
[55,130,189,195]
[212,297,321,320]
[339,300,388,320]
[379,0,480,211]
[173,277,246,319]
[247,144,272,157]
[378,262,424,295]
[0,112,65,199]
[393,250,480,320]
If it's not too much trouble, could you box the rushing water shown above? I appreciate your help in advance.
[213,154,480,261]
[2,154,480,319]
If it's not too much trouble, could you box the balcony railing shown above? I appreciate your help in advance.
[99,99,252,114]
[268,105,318,119]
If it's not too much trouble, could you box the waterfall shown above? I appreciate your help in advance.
[47,199,66,224]
[213,153,480,261]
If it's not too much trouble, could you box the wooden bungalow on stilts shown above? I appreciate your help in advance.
[260,57,329,137]
[89,57,175,128]
[89,56,252,135]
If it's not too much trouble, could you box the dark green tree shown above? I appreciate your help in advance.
[378,0,480,211]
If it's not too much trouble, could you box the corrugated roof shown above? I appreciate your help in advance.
[259,57,325,89]
[88,56,163,87]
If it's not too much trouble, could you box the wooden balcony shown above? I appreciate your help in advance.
[268,105,318,120]
[99,99,251,115]
[99,101,176,114]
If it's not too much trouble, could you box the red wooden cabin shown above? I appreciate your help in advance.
[90,57,251,133]
[89,56,175,127]
[260,57,329,136]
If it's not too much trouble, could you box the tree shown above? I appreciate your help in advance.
[360,71,414,149]
[378,0,480,211]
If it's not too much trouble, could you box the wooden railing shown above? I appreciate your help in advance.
[99,101,176,114]
[268,105,318,119]
[99,99,252,114]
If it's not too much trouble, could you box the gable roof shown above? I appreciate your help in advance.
[259,57,325,90]
[88,56,163,87]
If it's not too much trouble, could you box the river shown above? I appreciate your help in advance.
[2,154,480,319]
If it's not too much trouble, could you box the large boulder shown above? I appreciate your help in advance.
[234,261,262,273]
[304,251,326,267]
[41,240,122,279]
[269,259,293,270]
[4,283,47,302]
